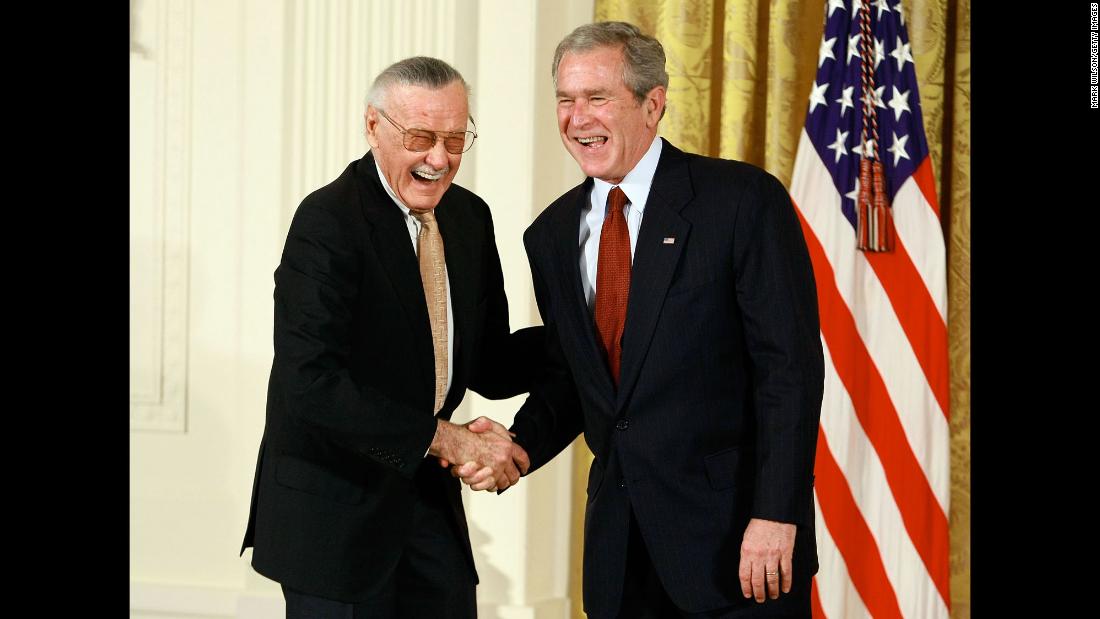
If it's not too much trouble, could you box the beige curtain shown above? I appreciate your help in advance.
[566,1,970,617]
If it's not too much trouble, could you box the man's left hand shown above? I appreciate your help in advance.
[738,518,796,602]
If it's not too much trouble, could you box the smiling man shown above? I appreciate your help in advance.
[240,56,535,618]
[457,22,825,619]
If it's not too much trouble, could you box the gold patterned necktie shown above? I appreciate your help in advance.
[411,209,448,414]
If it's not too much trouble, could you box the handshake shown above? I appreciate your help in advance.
[428,417,531,492]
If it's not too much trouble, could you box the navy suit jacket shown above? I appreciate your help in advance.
[511,140,825,616]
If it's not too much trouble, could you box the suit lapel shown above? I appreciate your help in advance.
[615,142,693,412]
[551,180,616,409]
[355,153,435,391]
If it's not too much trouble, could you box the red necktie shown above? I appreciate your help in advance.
[594,186,631,385]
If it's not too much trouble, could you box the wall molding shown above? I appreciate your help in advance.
[130,0,193,433]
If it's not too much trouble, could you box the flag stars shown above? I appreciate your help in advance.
[846,34,861,65]
[827,129,850,163]
[861,85,887,109]
[836,86,855,116]
[887,86,911,120]
[895,2,906,25]
[891,35,914,71]
[887,131,910,166]
[819,36,837,67]
[809,81,829,113]
[853,138,877,158]
[845,180,860,203]
[827,0,846,18]
[874,37,885,70]
[874,0,892,19]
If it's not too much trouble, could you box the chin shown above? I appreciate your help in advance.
[579,162,609,180]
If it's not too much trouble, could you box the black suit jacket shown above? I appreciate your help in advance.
[511,140,825,616]
[240,151,537,602]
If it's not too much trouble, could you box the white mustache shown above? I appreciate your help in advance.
[413,164,449,177]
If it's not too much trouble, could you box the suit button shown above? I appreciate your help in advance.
[616,419,629,431]
[619,480,627,488]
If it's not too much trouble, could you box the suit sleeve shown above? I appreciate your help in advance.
[733,171,825,526]
[467,203,546,400]
[272,201,438,479]
[508,232,585,474]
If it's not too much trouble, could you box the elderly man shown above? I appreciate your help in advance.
[240,56,533,618]
[459,21,825,618]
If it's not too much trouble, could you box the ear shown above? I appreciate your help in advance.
[644,86,666,128]
[365,106,380,149]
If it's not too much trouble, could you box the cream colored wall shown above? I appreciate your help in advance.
[129,1,593,618]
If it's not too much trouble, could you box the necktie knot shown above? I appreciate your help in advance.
[411,208,437,228]
[607,186,629,216]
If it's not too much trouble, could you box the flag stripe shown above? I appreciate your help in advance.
[912,156,941,220]
[864,240,950,418]
[818,336,950,618]
[793,200,951,604]
[813,430,904,619]
[813,492,872,619]
[888,173,949,321]
[811,577,828,619]
[791,138,950,511]
[892,162,949,326]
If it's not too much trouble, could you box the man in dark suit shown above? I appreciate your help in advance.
[240,56,534,619]
[457,22,824,618]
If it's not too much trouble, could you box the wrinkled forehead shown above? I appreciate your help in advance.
[382,82,470,131]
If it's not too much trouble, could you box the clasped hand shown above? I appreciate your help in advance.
[432,417,530,492]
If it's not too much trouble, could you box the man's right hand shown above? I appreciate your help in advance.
[428,417,525,491]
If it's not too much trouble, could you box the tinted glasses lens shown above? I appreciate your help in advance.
[443,135,468,154]
[403,130,435,152]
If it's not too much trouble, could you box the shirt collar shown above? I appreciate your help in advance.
[591,135,663,213]
[374,156,413,218]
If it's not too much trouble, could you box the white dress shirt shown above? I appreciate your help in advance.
[579,135,663,311]
[374,160,454,398]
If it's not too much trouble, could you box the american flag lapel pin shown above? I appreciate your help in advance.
[662,236,676,245]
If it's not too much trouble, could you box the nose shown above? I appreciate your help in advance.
[425,136,450,168]
[571,100,591,128]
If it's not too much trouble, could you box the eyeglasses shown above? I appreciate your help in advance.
[376,108,478,154]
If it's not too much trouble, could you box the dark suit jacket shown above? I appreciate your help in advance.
[511,140,825,616]
[240,151,537,603]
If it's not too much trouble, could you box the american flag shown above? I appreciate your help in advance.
[788,1,950,617]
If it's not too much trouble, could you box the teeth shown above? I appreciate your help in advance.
[413,170,443,181]
[577,136,606,144]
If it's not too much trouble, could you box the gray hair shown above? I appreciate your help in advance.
[365,56,469,109]
[552,21,669,110]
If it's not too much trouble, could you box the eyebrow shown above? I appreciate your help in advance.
[556,88,612,99]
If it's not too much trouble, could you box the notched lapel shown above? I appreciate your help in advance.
[616,147,693,411]
[355,154,435,388]
[551,183,615,408]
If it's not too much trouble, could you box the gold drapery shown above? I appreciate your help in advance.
[566,1,970,617]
